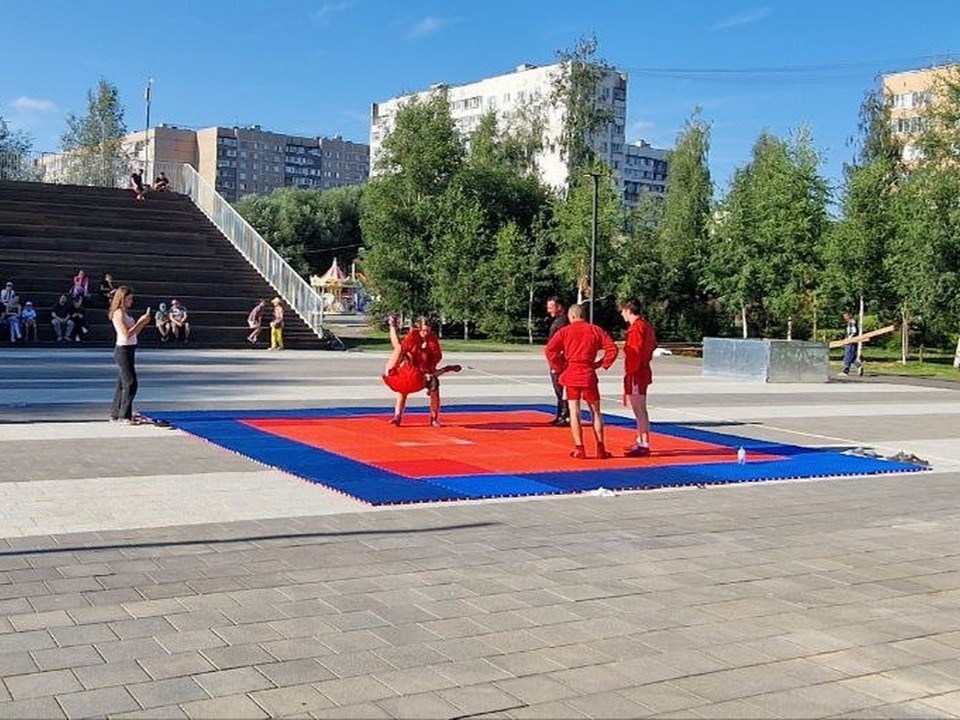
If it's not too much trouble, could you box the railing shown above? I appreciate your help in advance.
[154,161,326,338]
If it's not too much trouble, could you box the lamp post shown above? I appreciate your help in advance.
[144,78,153,179]
[583,170,601,323]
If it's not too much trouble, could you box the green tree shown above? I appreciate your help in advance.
[552,163,624,319]
[821,89,902,338]
[360,92,464,318]
[0,116,33,180]
[657,111,715,339]
[234,186,364,277]
[430,187,489,338]
[551,34,616,179]
[884,66,960,358]
[708,129,829,337]
[617,193,666,324]
[60,78,130,186]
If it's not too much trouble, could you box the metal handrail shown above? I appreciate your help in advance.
[155,161,326,337]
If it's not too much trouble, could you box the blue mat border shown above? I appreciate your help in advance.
[147,404,928,506]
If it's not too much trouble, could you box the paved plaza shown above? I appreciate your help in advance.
[1,346,959,718]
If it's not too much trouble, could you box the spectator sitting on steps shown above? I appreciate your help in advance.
[130,168,146,201]
[51,294,71,341]
[154,303,172,342]
[0,281,16,308]
[68,296,88,342]
[154,172,170,191]
[21,300,38,341]
[168,299,190,342]
[71,269,89,300]
[2,295,22,342]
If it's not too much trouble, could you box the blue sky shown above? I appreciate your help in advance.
[2,0,957,194]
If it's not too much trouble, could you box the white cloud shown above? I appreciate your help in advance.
[314,1,355,25]
[628,120,656,136]
[9,96,58,113]
[407,16,448,40]
[712,7,772,30]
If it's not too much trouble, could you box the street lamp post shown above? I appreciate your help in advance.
[584,171,601,323]
[144,78,153,179]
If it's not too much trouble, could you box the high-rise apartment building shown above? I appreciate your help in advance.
[623,140,668,210]
[123,125,370,202]
[370,62,628,192]
[882,64,955,163]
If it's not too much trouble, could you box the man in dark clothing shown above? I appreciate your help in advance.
[546,296,570,426]
[51,294,72,341]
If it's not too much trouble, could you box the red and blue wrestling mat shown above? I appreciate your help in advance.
[147,404,927,506]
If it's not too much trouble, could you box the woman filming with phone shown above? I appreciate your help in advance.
[108,286,152,424]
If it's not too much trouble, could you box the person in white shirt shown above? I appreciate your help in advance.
[109,286,152,424]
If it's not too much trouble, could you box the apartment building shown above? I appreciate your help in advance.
[623,140,668,210]
[370,62,628,192]
[126,124,370,202]
[882,63,956,163]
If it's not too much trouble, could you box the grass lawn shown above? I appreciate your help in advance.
[833,348,960,381]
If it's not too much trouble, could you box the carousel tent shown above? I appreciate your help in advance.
[310,258,362,313]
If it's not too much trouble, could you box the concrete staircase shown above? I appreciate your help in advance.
[0,180,326,348]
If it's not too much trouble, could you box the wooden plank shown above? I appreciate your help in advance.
[828,324,897,349]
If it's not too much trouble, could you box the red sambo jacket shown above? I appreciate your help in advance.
[544,319,619,389]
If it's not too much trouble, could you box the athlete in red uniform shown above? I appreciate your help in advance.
[383,315,460,427]
[544,303,619,459]
[620,299,659,457]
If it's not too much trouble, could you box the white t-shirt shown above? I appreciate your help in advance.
[113,310,137,347]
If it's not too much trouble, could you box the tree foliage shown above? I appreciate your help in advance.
[361,88,556,337]
[656,111,714,338]
[60,78,130,186]
[708,128,829,336]
[0,116,33,180]
[234,185,363,277]
[551,34,615,179]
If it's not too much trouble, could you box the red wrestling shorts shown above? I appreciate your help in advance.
[565,379,600,404]
[624,372,651,397]
[382,363,426,395]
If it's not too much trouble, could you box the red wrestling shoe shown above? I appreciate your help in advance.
[596,444,612,460]
[570,446,587,460]
[389,416,401,427]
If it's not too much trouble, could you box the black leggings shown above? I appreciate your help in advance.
[111,345,138,420]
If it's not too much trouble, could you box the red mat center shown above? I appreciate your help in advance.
[243,411,780,478]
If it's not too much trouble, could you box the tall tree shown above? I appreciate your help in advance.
[0,116,33,180]
[60,78,130,186]
[821,89,902,339]
[708,128,829,337]
[551,34,615,180]
[551,162,624,318]
[657,111,714,339]
[360,92,464,318]
[884,66,960,358]
[234,185,364,277]
[430,186,489,338]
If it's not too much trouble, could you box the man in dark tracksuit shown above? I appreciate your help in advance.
[546,296,570,425]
